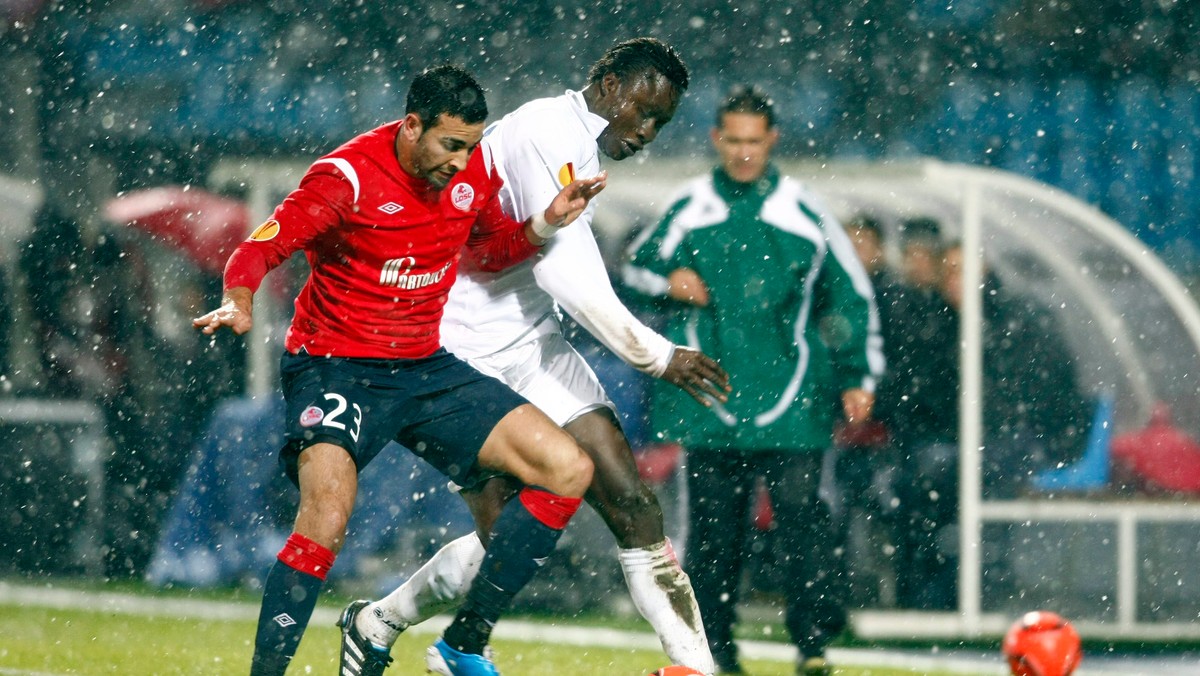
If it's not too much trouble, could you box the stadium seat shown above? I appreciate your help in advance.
[1110,403,1200,494]
[1031,391,1115,492]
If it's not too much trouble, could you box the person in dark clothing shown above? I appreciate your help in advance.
[625,87,882,676]
[834,214,949,608]
[939,242,1092,492]
[888,239,1091,610]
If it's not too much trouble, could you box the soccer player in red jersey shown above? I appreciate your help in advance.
[194,64,604,676]
[346,39,726,676]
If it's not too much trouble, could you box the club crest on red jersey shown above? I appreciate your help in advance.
[450,183,474,211]
[299,405,324,427]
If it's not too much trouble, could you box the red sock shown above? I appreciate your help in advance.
[518,486,583,530]
[277,532,336,581]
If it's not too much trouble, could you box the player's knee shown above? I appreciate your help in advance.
[548,445,593,498]
[539,427,594,493]
[519,442,594,497]
[312,508,353,552]
[294,495,354,553]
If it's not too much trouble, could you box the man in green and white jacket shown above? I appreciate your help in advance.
[623,85,883,676]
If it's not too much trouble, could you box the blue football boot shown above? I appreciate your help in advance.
[425,638,500,675]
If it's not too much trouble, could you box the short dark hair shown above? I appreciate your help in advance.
[587,37,689,93]
[405,64,488,127]
[900,216,942,244]
[717,84,775,128]
[848,213,884,240]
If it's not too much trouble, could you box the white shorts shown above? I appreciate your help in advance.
[464,332,615,427]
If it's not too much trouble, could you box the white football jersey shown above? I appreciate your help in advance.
[441,90,673,376]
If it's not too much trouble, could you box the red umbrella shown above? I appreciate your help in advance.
[105,186,250,276]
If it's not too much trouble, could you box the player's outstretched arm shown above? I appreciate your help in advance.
[193,286,254,335]
[660,346,731,407]
[527,171,607,244]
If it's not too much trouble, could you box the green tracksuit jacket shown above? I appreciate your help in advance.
[624,166,883,452]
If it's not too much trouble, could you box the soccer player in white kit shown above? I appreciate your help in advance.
[341,39,728,675]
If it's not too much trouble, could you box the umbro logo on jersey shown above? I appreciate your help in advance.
[378,202,403,214]
[272,613,296,627]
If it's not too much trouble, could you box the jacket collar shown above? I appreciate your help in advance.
[713,164,780,201]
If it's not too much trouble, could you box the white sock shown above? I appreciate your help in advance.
[619,538,715,675]
[357,532,486,648]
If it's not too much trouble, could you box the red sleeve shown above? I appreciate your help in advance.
[463,174,540,273]
[223,170,353,292]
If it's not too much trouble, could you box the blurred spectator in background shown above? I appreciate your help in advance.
[888,239,1092,609]
[625,85,882,676]
[939,241,1092,495]
[872,230,949,610]
[16,203,240,578]
[18,207,99,399]
[828,213,931,608]
[898,216,944,294]
[101,250,239,579]
[857,217,959,610]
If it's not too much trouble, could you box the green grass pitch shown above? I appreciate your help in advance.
[0,597,975,675]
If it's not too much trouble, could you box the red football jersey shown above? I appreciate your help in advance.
[224,121,538,359]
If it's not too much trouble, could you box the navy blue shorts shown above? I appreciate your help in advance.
[278,348,529,487]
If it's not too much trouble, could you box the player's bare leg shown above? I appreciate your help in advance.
[360,410,713,673]
[431,404,592,669]
[352,479,513,648]
[566,409,713,674]
[252,442,357,675]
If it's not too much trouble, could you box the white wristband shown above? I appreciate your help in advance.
[530,212,559,240]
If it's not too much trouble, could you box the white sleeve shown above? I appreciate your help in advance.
[533,220,675,377]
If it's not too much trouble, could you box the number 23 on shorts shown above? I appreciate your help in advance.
[301,392,364,442]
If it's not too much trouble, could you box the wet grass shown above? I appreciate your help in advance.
[0,599,973,675]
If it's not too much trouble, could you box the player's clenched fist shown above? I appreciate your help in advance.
[193,286,254,335]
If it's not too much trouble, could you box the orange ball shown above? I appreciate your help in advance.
[1002,610,1083,676]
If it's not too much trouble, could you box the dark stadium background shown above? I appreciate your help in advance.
[2,0,1198,268]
